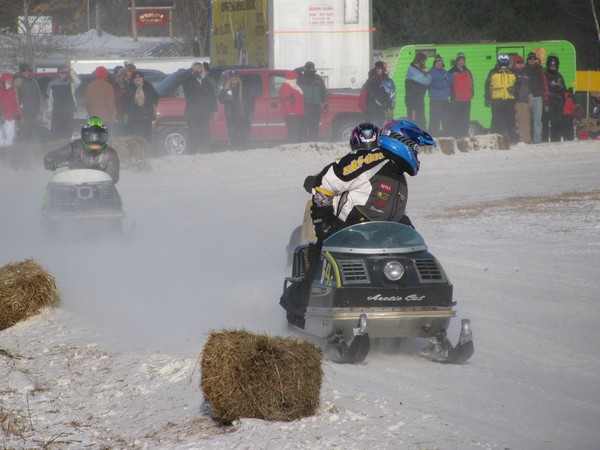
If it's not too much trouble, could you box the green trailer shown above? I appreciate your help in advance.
[382,40,576,133]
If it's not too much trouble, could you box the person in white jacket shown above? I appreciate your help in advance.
[46,64,80,139]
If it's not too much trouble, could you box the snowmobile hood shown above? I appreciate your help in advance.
[49,169,114,185]
[322,222,428,254]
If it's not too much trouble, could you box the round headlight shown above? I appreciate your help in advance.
[383,261,404,281]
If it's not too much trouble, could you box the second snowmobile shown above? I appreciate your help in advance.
[41,168,131,240]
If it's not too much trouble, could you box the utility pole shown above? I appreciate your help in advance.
[131,0,138,41]
[95,0,100,35]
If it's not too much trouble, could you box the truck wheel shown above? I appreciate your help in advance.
[156,126,188,155]
[332,119,359,142]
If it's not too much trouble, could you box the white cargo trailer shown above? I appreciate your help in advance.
[211,0,372,89]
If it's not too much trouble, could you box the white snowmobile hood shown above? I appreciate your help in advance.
[49,169,114,184]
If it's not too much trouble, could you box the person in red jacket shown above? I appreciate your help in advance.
[448,52,474,138]
[0,73,21,147]
[561,88,577,141]
[279,71,305,142]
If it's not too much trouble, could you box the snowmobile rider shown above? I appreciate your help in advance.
[308,120,435,239]
[281,121,436,323]
[43,116,120,183]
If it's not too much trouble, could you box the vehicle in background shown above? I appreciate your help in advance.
[381,40,576,134]
[152,67,364,155]
[68,57,209,77]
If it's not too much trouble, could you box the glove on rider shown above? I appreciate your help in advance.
[311,204,339,241]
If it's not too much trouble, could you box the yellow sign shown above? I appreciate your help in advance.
[577,71,600,93]
[211,0,268,67]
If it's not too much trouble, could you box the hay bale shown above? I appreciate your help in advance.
[471,133,511,151]
[456,137,475,152]
[0,259,60,331]
[110,136,152,172]
[200,329,323,423]
[436,137,456,155]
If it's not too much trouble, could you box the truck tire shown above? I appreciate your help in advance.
[332,118,361,142]
[155,126,188,155]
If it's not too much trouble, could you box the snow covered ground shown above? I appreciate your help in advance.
[1,138,600,449]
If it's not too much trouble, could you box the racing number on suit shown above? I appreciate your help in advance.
[322,259,334,286]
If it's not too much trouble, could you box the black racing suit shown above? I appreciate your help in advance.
[280,148,412,323]
[312,148,409,234]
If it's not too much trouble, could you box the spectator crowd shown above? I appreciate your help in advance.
[0,52,585,150]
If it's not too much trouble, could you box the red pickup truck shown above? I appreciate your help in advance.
[152,68,364,155]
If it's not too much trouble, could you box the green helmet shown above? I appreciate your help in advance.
[81,116,108,153]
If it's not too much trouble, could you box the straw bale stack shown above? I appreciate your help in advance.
[110,136,152,172]
[0,259,60,330]
[201,329,323,423]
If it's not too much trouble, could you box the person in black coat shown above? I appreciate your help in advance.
[14,63,42,142]
[218,70,255,149]
[542,55,566,142]
[182,62,217,153]
[123,71,159,142]
[359,67,387,128]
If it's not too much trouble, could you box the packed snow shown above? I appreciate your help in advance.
[1,138,600,449]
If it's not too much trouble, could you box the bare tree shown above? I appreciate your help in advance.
[592,0,600,48]
[0,0,83,71]
[175,0,211,56]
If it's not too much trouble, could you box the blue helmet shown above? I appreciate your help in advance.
[377,120,435,176]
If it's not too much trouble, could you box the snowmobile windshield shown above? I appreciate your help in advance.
[322,222,427,254]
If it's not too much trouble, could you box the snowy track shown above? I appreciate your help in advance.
[2,141,600,449]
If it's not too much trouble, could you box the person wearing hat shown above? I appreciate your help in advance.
[512,55,532,143]
[182,62,217,153]
[84,66,117,131]
[542,54,565,142]
[359,66,387,128]
[46,64,81,139]
[218,69,255,149]
[376,60,396,121]
[112,67,128,136]
[428,55,454,136]
[484,54,517,143]
[523,51,549,144]
[448,52,474,138]
[122,70,159,142]
[297,61,328,141]
[404,52,431,130]
[14,63,42,142]
[0,73,20,147]
[279,70,305,142]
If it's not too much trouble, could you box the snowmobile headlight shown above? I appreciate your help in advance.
[383,261,404,281]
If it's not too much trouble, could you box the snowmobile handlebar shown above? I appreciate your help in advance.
[44,159,69,171]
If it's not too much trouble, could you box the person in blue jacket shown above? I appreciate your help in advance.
[428,55,454,136]
[404,52,431,129]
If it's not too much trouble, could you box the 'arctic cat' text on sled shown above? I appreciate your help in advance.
[41,168,132,240]
[282,222,474,364]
